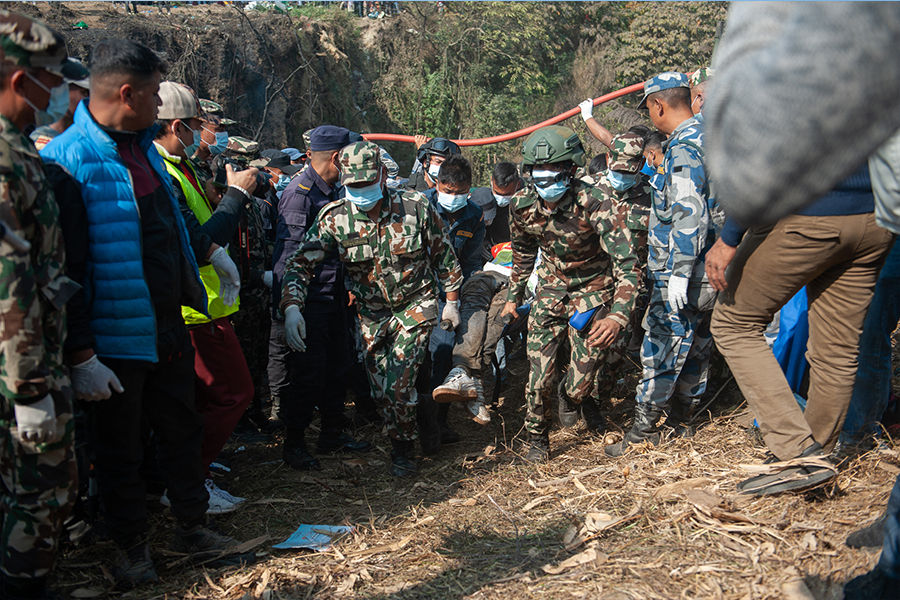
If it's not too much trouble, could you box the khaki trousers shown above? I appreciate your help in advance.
[711,212,894,459]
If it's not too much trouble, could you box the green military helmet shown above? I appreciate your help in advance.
[521,125,586,168]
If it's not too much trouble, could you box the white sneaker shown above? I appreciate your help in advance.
[208,479,245,505]
[467,399,491,425]
[161,482,241,515]
[433,367,478,403]
[204,480,238,514]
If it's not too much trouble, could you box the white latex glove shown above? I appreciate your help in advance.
[284,305,307,352]
[442,300,461,330]
[209,246,240,306]
[579,98,594,121]
[14,394,58,445]
[71,355,124,401]
[668,275,690,312]
[262,271,274,289]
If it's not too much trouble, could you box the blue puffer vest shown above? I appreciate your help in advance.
[41,101,206,362]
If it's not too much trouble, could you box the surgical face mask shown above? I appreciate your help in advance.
[24,72,68,126]
[427,162,441,180]
[275,174,291,192]
[177,123,202,157]
[493,191,513,207]
[437,190,469,212]
[531,169,569,202]
[640,162,658,178]
[607,169,640,192]
[345,174,384,211]
[204,127,229,155]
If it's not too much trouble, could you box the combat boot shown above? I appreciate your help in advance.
[665,399,697,438]
[391,439,418,477]
[581,397,605,433]
[523,431,550,463]
[282,431,321,471]
[557,378,580,428]
[604,403,662,457]
[112,536,158,588]
[317,429,374,454]
[416,393,442,456]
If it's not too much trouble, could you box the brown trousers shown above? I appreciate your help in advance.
[711,212,894,459]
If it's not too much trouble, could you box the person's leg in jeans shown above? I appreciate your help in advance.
[842,237,900,444]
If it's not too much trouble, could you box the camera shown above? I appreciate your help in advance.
[216,157,272,197]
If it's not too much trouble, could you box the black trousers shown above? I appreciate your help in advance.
[283,299,351,439]
[84,323,207,546]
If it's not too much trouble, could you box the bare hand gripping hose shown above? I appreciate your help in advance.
[362,82,646,147]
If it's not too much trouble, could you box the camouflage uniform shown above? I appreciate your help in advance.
[0,12,80,582]
[636,112,720,420]
[508,178,641,435]
[592,134,652,404]
[281,143,462,441]
[224,136,260,164]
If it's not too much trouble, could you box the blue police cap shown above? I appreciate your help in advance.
[638,72,690,109]
[309,125,351,152]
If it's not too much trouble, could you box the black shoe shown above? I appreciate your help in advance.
[523,431,549,463]
[248,408,283,434]
[171,523,239,561]
[737,443,836,496]
[391,439,418,477]
[843,566,900,600]
[557,379,580,428]
[605,403,662,457]
[231,418,272,444]
[112,537,158,588]
[439,422,460,445]
[283,443,321,471]
[317,432,374,454]
[581,398,605,433]
[846,514,887,548]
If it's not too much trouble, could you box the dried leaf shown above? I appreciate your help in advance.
[781,567,817,600]
[521,495,552,513]
[203,570,225,595]
[542,545,608,575]
[653,477,714,501]
[801,531,818,552]
[335,573,358,595]
[682,488,725,509]
[343,458,370,467]
[573,477,589,494]
[449,498,477,507]
[346,534,414,559]
[878,462,900,476]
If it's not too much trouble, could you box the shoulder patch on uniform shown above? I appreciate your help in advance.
[340,236,370,248]
[456,230,473,238]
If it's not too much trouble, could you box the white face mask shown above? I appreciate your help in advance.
[24,72,69,126]
[437,190,469,212]
[493,192,513,207]
[427,162,441,180]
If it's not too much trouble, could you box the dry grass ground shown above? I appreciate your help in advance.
[51,339,897,600]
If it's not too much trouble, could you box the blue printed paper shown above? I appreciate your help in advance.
[272,525,353,552]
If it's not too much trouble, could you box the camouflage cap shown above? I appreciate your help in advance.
[0,10,84,79]
[302,128,315,151]
[225,135,260,162]
[689,67,714,88]
[638,72,690,109]
[339,141,381,185]
[607,132,645,174]
[199,98,237,126]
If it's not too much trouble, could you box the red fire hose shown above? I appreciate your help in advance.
[362,81,646,147]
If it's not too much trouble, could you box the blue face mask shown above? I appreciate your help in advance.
[345,175,384,211]
[437,190,469,212]
[532,169,569,202]
[607,169,640,192]
[640,162,658,178]
[206,129,229,155]
[25,72,69,126]
[275,174,291,192]
[179,124,202,158]
[493,192,513,207]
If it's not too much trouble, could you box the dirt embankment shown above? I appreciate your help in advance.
[9,1,400,152]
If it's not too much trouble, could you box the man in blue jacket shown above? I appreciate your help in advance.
[41,39,256,587]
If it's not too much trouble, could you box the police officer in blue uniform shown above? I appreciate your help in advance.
[272,125,372,470]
